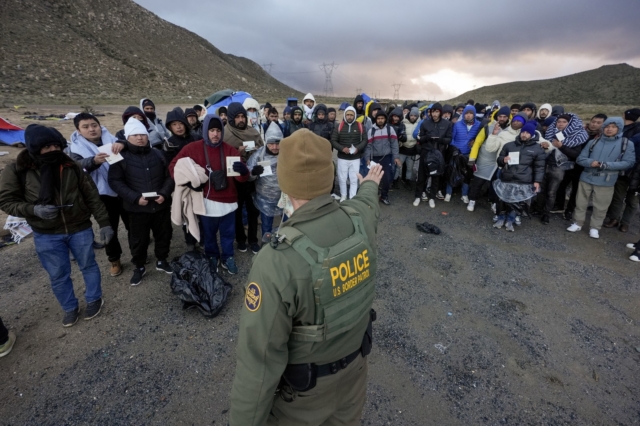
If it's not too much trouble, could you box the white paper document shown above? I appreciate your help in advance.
[258,160,273,176]
[368,160,378,169]
[97,144,124,164]
[555,132,565,142]
[508,152,520,165]
[226,156,241,176]
[349,145,357,155]
[243,141,256,151]
[142,192,159,198]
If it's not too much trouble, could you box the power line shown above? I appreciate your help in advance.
[319,62,338,97]
[392,83,403,100]
[355,88,362,97]
[262,63,274,73]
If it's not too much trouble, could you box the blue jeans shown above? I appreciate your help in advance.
[199,212,235,261]
[260,212,274,238]
[33,227,101,312]
[446,182,469,196]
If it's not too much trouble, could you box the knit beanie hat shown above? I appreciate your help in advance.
[278,129,334,200]
[558,114,572,123]
[521,121,537,136]
[25,124,68,155]
[543,117,556,127]
[217,106,228,115]
[124,117,149,138]
[496,106,511,117]
[624,108,640,122]
[511,113,528,125]
[185,108,198,118]
[510,104,521,111]
[409,107,420,118]
[327,107,336,114]
[431,102,443,113]
[142,99,155,109]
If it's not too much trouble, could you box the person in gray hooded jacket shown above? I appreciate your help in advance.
[140,98,171,148]
[567,117,636,238]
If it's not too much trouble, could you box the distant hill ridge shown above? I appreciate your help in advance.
[447,64,640,106]
[0,0,302,104]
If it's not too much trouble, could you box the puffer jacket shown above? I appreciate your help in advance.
[497,134,546,184]
[388,108,407,144]
[401,117,420,155]
[330,108,367,160]
[451,105,482,155]
[576,117,636,187]
[0,149,110,234]
[417,117,453,153]
[308,104,334,140]
[108,142,175,213]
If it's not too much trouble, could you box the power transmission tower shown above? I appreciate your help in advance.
[319,62,338,97]
[392,83,403,100]
[355,87,362,97]
[262,63,274,74]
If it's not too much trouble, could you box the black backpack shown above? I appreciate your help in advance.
[423,148,445,176]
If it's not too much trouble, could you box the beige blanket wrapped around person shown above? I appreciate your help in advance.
[171,157,208,242]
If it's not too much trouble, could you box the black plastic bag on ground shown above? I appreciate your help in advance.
[169,252,232,318]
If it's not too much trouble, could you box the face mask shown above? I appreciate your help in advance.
[36,149,66,165]
[144,111,156,121]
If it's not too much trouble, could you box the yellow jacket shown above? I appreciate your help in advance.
[469,110,512,160]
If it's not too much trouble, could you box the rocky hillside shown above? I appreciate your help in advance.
[0,0,302,104]
[447,64,640,106]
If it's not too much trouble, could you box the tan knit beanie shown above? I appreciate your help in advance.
[278,129,334,200]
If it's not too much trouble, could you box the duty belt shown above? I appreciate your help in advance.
[316,346,362,377]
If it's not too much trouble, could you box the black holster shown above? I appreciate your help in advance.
[361,308,376,357]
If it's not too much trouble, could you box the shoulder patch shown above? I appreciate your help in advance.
[245,282,262,312]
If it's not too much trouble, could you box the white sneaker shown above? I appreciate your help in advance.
[567,223,582,232]
[467,200,476,212]
[630,254,640,262]
[429,199,435,208]
[627,243,637,249]
[461,195,469,204]
[491,203,496,214]
[515,216,521,226]
[444,194,451,202]
[589,228,600,239]
[436,191,445,200]
[421,192,429,201]
[413,198,420,207]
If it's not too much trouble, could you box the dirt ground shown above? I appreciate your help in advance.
[0,105,639,425]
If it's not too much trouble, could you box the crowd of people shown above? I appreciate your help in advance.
[0,93,638,342]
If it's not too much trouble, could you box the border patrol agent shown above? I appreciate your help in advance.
[230,129,384,425]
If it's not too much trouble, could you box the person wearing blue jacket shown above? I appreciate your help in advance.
[567,117,636,239]
[446,105,482,202]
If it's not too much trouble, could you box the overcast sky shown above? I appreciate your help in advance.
[134,0,640,100]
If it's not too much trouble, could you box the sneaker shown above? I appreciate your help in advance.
[429,199,435,208]
[461,195,469,204]
[109,260,122,277]
[444,194,451,202]
[222,257,238,274]
[467,200,475,212]
[62,308,80,327]
[492,215,499,223]
[541,214,550,225]
[505,221,515,232]
[493,218,505,229]
[413,198,421,207]
[514,216,522,226]
[589,228,600,239]
[237,242,248,253]
[250,243,261,254]
[0,331,16,358]
[156,260,173,275]
[84,298,104,321]
[566,223,582,233]
[630,253,640,262]
[491,203,497,214]
[130,267,146,286]
[436,191,445,200]
[209,257,219,273]
[92,241,106,250]
[627,243,637,250]
[421,192,429,201]
[380,197,391,205]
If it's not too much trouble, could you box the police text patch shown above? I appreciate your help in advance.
[245,282,262,312]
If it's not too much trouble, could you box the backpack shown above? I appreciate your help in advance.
[423,148,445,176]
[338,120,364,134]
[445,150,467,187]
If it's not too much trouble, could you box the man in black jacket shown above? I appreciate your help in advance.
[108,118,175,286]
[330,106,367,201]
[165,107,195,162]
[388,107,407,189]
[185,108,202,139]
[414,103,452,207]
[308,104,334,140]
[494,122,545,232]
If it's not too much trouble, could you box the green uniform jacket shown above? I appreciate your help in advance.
[0,149,110,234]
[230,181,380,426]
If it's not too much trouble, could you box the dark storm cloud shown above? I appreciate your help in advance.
[134,0,640,99]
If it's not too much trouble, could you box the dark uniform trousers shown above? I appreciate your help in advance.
[234,180,259,245]
[268,354,368,426]
[128,208,172,267]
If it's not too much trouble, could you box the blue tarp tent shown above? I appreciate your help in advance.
[338,102,350,111]
[361,93,373,104]
[0,117,25,146]
[205,91,253,114]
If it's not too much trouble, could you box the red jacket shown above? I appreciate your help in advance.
[169,140,248,203]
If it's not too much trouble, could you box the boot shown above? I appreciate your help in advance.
[603,218,619,228]
[109,260,122,277]
[619,223,629,233]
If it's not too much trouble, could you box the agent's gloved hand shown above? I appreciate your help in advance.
[185,182,204,192]
[99,226,115,245]
[233,161,249,176]
[251,165,264,176]
[33,205,59,220]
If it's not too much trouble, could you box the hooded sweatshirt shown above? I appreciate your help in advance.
[451,105,482,155]
[286,106,306,136]
[139,98,170,146]
[353,94,365,117]
[364,115,399,161]
[302,93,316,121]
[577,117,636,187]
[115,106,155,141]
[165,107,196,162]
[242,98,263,135]
[169,115,249,204]
[224,102,264,161]
[388,107,407,144]
[536,103,552,123]
[308,104,334,141]
[330,106,367,160]
[401,110,420,154]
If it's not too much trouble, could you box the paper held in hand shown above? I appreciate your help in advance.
[142,192,159,199]
[349,144,357,155]
[243,141,256,151]
[258,160,272,176]
[508,152,520,165]
[368,160,378,169]
[97,144,124,164]
[226,156,241,177]
[555,132,565,142]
